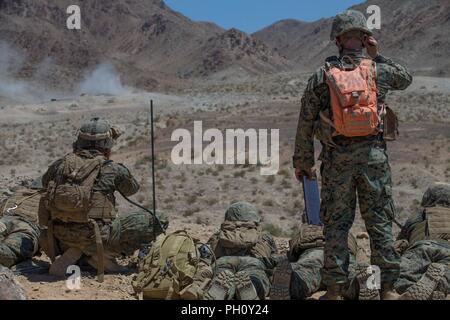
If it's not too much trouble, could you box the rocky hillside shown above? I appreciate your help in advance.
[185,28,291,78]
[0,0,290,91]
[254,0,450,76]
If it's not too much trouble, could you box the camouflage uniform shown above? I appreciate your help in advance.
[275,225,360,300]
[206,202,278,299]
[394,183,450,296]
[293,10,412,287]
[41,149,141,257]
[39,118,165,275]
[44,211,168,258]
[0,183,42,268]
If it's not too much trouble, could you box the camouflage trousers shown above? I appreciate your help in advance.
[290,248,359,299]
[0,216,40,268]
[215,256,271,298]
[395,240,450,294]
[320,141,400,286]
[41,211,164,259]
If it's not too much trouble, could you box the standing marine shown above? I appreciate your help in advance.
[293,10,413,299]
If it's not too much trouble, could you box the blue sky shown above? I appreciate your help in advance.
[165,0,365,33]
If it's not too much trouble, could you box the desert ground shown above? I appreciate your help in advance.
[1,72,449,299]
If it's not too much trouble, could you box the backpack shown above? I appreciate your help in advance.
[1,188,42,223]
[46,153,104,223]
[132,231,201,300]
[425,206,450,242]
[324,58,379,137]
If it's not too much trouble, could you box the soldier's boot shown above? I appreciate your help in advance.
[269,255,293,300]
[235,271,259,300]
[320,284,344,300]
[204,270,236,300]
[180,278,211,300]
[430,281,448,300]
[399,263,446,300]
[355,264,380,300]
[380,283,400,300]
[49,248,83,277]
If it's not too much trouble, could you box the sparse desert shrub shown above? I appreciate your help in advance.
[263,199,274,207]
[186,195,198,205]
[266,175,276,184]
[233,170,246,178]
[205,198,218,206]
[183,207,199,217]
[281,179,292,189]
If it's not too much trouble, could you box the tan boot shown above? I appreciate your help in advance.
[49,248,83,277]
[399,263,446,300]
[320,284,344,300]
[380,283,400,300]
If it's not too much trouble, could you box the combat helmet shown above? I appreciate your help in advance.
[330,10,373,41]
[73,117,122,151]
[421,182,450,208]
[225,202,261,223]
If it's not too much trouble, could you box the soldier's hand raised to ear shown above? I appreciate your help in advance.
[363,34,379,59]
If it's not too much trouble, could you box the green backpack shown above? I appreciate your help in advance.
[132,231,200,300]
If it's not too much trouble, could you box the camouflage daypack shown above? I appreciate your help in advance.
[133,231,203,300]
[45,152,104,223]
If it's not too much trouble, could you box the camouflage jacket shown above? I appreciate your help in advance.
[293,53,413,170]
[42,150,140,207]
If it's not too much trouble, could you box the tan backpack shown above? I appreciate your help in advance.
[425,206,450,242]
[1,188,43,223]
[133,231,202,300]
[46,153,104,223]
